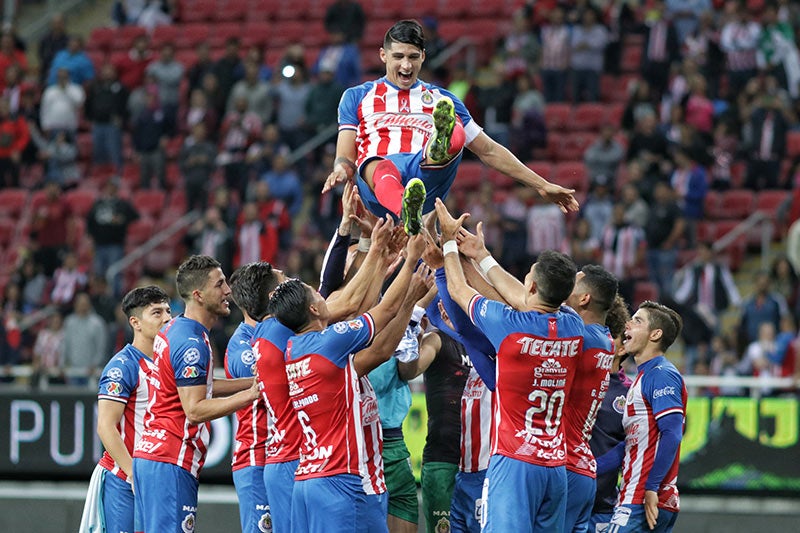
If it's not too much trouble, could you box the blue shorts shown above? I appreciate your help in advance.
[233,466,271,533]
[481,455,567,533]
[102,469,134,533]
[356,150,463,218]
[364,492,389,533]
[133,458,199,533]
[607,504,678,533]
[450,470,486,533]
[565,470,597,533]
[264,459,298,533]
[290,474,367,533]
[588,512,612,532]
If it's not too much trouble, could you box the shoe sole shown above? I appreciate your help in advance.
[401,178,426,235]
[428,97,456,164]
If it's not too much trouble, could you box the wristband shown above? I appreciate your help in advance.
[357,237,371,253]
[479,255,499,275]
[442,240,458,256]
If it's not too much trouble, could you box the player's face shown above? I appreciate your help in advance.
[381,41,425,90]
[623,309,651,355]
[306,283,329,322]
[202,267,232,317]
[137,302,172,340]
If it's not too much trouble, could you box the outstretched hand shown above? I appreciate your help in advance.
[408,264,435,301]
[433,198,469,242]
[349,189,378,236]
[324,166,351,194]
[539,181,580,213]
[456,223,488,260]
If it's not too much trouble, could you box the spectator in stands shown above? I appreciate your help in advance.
[563,217,600,268]
[710,120,737,190]
[273,64,311,149]
[584,124,625,186]
[38,130,80,187]
[32,181,71,276]
[131,83,167,189]
[745,77,789,190]
[241,45,272,82]
[665,0,712,43]
[306,64,344,133]
[720,1,761,98]
[62,292,107,387]
[3,64,23,114]
[526,195,566,259]
[684,12,725,99]
[740,322,783,396]
[0,32,27,89]
[570,7,608,102]
[235,200,285,267]
[227,59,273,125]
[218,94,262,199]
[626,110,670,179]
[32,311,66,386]
[213,37,244,112]
[12,257,48,312]
[539,6,570,103]
[500,9,540,78]
[621,79,657,133]
[771,255,799,320]
[179,122,217,212]
[245,123,284,178]
[85,63,128,172]
[582,176,615,242]
[324,0,366,43]
[757,2,800,99]
[51,251,88,310]
[464,182,503,248]
[146,42,184,136]
[620,182,650,229]
[87,275,119,350]
[670,146,708,246]
[185,205,235,275]
[113,0,146,25]
[187,42,214,95]
[210,185,239,229]
[641,0,681,98]
[137,0,172,33]
[46,36,93,87]
[645,181,685,295]
[38,13,69,87]
[684,74,715,136]
[314,31,361,89]
[114,34,152,90]
[87,180,139,297]
[260,147,303,218]
[40,67,84,137]
[709,334,745,396]
[739,270,791,349]
[183,87,218,142]
[0,95,29,187]
[420,17,447,64]
[602,202,647,306]
[509,73,546,160]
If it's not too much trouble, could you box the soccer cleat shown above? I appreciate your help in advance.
[427,96,456,164]
[400,178,426,235]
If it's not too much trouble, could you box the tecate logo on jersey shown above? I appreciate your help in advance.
[517,337,581,358]
[285,359,312,381]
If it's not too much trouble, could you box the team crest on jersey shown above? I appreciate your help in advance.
[333,322,348,334]
[106,381,122,395]
[183,366,199,378]
[258,511,272,532]
[181,512,195,532]
[421,91,434,105]
[241,349,255,365]
[347,320,363,331]
[183,348,201,365]
[107,367,123,380]
[435,517,450,532]
[613,395,626,414]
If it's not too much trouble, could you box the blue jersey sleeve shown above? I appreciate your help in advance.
[643,365,685,419]
[173,337,211,387]
[467,296,518,351]
[338,83,372,129]
[318,313,376,367]
[97,350,139,402]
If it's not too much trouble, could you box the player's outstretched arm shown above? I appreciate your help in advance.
[434,198,478,313]
[177,379,260,425]
[212,377,257,397]
[397,330,441,381]
[354,265,434,377]
[467,131,579,213]
[367,234,427,332]
[323,129,357,193]
[97,400,133,479]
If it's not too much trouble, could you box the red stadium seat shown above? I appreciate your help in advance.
[126,218,156,246]
[527,161,554,181]
[209,23,243,49]
[719,189,755,219]
[560,132,597,161]
[114,26,147,50]
[696,221,715,243]
[620,45,642,73]
[368,0,404,20]
[0,188,29,217]
[88,27,116,52]
[436,0,471,18]
[67,216,87,248]
[544,104,571,132]
[152,25,181,48]
[703,191,722,219]
[64,189,98,218]
[553,162,589,193]
[437,21,470,43]
[545,132,565,161]
[132,190,167,219]
[487,170,514,189]
[181,0,215,22]
[0,218,15,246]
[570,103,605,132]
[756,189,790,217]
[177,24,211,50]
[633,281,659,308]
[214,0,248,22]
[787,131,800,159]
[243,22,273,48]
[730,161,746,188]
[455,161,485,190]
[271,21,308,46]
[144,244,178,274]
[714,219,740,240]
[249,0,280,21]
[76,133,93,161]
[604,103,625,127]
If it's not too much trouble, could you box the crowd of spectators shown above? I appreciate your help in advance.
[0,0,798,395]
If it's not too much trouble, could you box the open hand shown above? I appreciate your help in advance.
[433,198,469,242]
[538,181,580,213]
[456,223,488,260]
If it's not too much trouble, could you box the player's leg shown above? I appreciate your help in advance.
[232,465,270,533]
[481,455,536,533]
[356,154,427,235]
[300,474,367,533]
[425,96,466,166]
[264,459,299,533]
[531,465,568,532]
[421,461,459,533]
[565,470,597,533]
[290,478,310,533]
[101,470,135,533]
[132,458,199,533]
[363,492,390,533]
[450,470,486,533]
[382,436,419,532]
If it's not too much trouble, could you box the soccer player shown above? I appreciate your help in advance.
[323,19,578,235]
[269,236,430,533]
[80,286,171,533]
[434,198,584,532]
[606,301,686,533]
[132,255,260,533]
[561,266,619,533]
[225,262,283,533]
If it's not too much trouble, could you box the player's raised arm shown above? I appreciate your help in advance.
[324,129,358,193]
[455,224,523,308]
[434,198,478,313]
[467,131,579,213]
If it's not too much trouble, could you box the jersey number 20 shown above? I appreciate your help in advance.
[525,390,565,436]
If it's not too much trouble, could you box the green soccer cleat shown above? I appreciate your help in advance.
[400,178,426,235]
[427,96,456,165]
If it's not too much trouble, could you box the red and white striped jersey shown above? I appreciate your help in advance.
[459,368,493,473]
[97,344,153,481]
[338,78,482,167]
[133,316,213,478]
[618,355,687,513]
[564,322,615,478]
[284,314,375,482]
[359,375,386,495]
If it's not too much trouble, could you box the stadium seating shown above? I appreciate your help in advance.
[553,162,589,193]
[633,281,659,308]
[0,189,29,218]
[64,189,98,218]
[126,218,157,248]
[570,103,605,132]
[544,104,572,132]
[719,189,755,220]
[132,190,168,219]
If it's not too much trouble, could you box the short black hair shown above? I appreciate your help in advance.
[230,262,279,322]
[606,294,631,340]
[121,285,169,318]
[176,255,221,300]
[640,300,683,351]
[579,265,619,313]
[384,19,425,51]
[267,279,313,333]
[533,250,577,307]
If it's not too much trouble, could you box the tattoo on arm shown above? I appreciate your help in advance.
[334,156,357,175]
